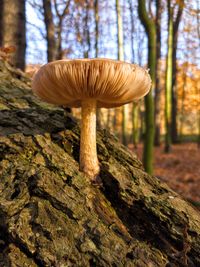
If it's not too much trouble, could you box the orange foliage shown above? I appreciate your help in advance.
[0,45,16,61]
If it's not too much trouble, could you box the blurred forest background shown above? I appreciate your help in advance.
[0,0,200,203]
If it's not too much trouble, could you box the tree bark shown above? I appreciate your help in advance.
[138,0,156,174]
[0,60,200,266]
[1,0,26,70]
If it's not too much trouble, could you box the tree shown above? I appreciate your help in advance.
[43,0,56,61]
[94,0,99,58]
[42,0,71,62]
[154,0,162,146]
[94,0,102,126]
[83,0,91,58]
[171,0,184,143]
[116,0,129,146]
[0,0,26,70]
[165,0,184,152]
[165,0,174,152]
[0,1,3,46]
[138,0,156,174]
[196,0,200,147]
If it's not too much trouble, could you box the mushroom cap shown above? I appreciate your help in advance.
[32,58,151,108]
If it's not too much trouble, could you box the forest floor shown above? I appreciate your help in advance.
[129,142,200,205]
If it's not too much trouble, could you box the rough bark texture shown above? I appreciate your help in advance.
[0,60,200,267]
[1,0,26,70]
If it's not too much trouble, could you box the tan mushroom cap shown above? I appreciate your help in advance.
[32,58,151,108]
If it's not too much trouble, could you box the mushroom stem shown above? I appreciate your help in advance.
[80,99,100,179]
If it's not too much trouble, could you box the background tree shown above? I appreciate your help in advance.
[154,0,162,146]
[165,0,174,152]
[197,0,200,147]
[165,0,184,152]
[43,0,56,61]
[0,1,3,47]
[43,0,71,62]
[138,0,156,174]
[171,0,184,144]
[94,0,99,58]
[116,0,129,146]
[0,0,26,70]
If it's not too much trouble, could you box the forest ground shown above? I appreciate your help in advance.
[129,142,200,205]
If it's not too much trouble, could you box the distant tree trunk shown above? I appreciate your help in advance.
[54,0,71,60]
[43,0,56,62]
[56,21,63,60]
[171,0,184,143]
[94,0,99,58]
[198,104,200,148]
[0,0,3,46]
[129,0,138,149]
[165,0,173,153]
[197,0,200,148]
[83,0,91,58]
[179,71,187,139]
[94,0,101,127]
[154,0,162,146]
[1,0,26,70]
[132,102,139,149]
[116,0,128,146]
[138,0,156,175]
[128,0,135,63]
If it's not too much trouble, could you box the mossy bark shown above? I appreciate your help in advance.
[0,60,200,266]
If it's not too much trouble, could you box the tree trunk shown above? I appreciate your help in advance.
[94,0,99,58]
[1,0,26,70]
[197,0,200,148]
[132,102,139,148]
[55,21,63,60]
[138,0,156,174]
[154,0,162,146]
[83,0,91,59]
[0,0,3,46]
[1,60,200,266]
[171,1,184,144]
[43,0,56,62]
[164,0,173,153]
[179,65,187,140]
[94,0,101,127]
[116,0,128,146]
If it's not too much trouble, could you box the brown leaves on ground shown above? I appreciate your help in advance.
[0,46,16,61]
[130,143,200,203]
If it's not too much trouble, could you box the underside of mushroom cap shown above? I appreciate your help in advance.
[32,58,151,108]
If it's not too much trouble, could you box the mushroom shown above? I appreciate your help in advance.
[32,58,151,181]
